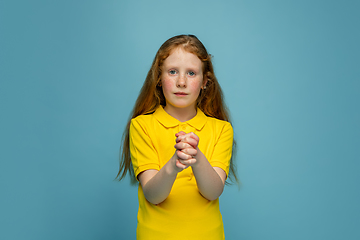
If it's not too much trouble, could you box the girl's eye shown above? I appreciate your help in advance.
[169,70,177,75]
[188,71,195,76]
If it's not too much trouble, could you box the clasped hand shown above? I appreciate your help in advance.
[174,131,199,170]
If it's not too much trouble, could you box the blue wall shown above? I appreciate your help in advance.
[1,0,359,239]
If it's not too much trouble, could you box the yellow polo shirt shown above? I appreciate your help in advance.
[130,106,233,240]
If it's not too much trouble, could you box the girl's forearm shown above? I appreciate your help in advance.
[191,150,225,201]
[140,154,179,205]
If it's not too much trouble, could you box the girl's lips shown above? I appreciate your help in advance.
[174,92,188,96]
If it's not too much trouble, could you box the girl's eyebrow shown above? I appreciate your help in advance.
[164,64,200,70]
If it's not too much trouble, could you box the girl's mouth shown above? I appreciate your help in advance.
[174,92,188,96]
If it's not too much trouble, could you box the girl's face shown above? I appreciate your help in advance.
[161,47,206,116]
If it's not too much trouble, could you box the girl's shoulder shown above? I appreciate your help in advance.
[131,112,155,125]
[203,115,233,136]
[205,115,232,127]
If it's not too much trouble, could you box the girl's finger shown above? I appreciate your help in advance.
[183,137,198,148]
[175,134,187,143]
[176,137,198,149]
[175,131,186,137]
[178,158,196,166]
[181,148,197,156]
[176,150,192,160]
[174,142,193,150]
[187,132,200,142]
[176,132,199,148]
[176,132,194,142]
[175,159,188,170]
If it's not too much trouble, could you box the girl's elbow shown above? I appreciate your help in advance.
[147,198,162,205]
[204,194,221,201]
[202,190,223,201]
[207,196,219,201]
[144,194,166,205]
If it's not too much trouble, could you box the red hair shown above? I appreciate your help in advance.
[116,35,238,184]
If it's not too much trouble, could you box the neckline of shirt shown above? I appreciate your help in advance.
[153,105,207,130]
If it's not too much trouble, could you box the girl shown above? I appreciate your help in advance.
[117,34,238,240]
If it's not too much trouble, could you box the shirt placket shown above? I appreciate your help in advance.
[179,123,188,133]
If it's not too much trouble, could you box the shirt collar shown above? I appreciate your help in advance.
[153,105,207,131]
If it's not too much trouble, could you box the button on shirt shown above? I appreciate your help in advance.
[130,105,233,240]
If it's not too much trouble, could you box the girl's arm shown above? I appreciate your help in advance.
[139,131,226,204]
[175,132,227,201]
[191,150,226,200]
[138,151,192,205]
[131,120,194,205]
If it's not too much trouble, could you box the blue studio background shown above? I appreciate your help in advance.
[1,0,359,239]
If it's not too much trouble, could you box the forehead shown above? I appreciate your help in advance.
[162,47,202,69]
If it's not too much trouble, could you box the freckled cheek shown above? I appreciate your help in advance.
[162,79,174,89]
[189,80,202,92]
[161,78,175,95]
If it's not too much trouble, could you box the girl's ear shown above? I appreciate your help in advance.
[202,79,208,89]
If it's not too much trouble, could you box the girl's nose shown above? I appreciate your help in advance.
[176,74,186,88]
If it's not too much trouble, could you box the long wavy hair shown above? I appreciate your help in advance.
[116,34,238,185]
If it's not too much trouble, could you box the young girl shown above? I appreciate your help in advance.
[117,34,238,240]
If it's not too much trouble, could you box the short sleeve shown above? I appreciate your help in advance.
[129,118,160,178]
[209,122,233,176]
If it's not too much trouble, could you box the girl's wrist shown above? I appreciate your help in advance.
[168,153,183,174]
[191,148,205,168]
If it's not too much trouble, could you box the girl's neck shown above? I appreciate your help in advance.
[163,105,197,122]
